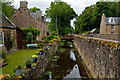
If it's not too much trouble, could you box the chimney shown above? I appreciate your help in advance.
[102,13,105,21]
[20,0,28,8]
[100,13,106,34]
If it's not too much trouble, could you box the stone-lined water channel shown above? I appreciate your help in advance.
[24,41,89,79]
[44,47,82,79]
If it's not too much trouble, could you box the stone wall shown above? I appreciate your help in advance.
[93,34,120,41]
[73,34,120,78]
[25,43,60,78]
[0,28,17,50]
[83,34,120,41]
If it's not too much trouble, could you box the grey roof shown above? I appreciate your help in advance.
[105,17,120,25]
[0,11,16,28]
[33,12,41,19]
[33,12,45,22]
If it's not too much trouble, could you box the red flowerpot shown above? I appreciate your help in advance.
[22,46,25,49]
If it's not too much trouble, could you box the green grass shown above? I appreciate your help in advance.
[1,49,39,74]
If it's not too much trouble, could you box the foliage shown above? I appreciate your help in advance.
[4,31,14,51]
[45,1,77,35]
[60,42,64,46]
[22,26,40,40]
[44,35,60,43]
[0,49,7,59]
[30,7,42,12]
[26,32,33,43]
[0,0,16,19]
[74,2,119,34]
[15,65,23,70]
[25,60,32,65]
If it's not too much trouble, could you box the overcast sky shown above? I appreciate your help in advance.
[12,0,100,14]
[12,0,100,27]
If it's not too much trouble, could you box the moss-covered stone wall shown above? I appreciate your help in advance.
[73,34,120,78]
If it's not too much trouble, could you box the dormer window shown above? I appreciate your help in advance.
[111,18,113,22]
[109,17,114,23]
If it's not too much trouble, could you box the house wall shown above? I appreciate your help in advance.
[0,28,17,50]
[11,2,48,40]
[100,14,120,34]
[106,25,120,34]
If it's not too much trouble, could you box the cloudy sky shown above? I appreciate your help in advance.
[12,0,100,27]
[12,0,100,14]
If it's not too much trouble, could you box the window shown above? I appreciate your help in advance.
[111,18,113,22]
[111,32,114,34]
[111,25,115,30]
[0,31,4,46]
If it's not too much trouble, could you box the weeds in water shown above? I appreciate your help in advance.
[58,48,66,53]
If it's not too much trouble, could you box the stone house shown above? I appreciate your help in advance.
[0,11,23,51]
[11,1,48,40]
[100,13,120,34]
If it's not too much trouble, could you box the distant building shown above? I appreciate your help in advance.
[100,13,120,34]
[11,1,48,40]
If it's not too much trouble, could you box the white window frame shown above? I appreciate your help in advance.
[0,31,4,47]
[111,25,115,30]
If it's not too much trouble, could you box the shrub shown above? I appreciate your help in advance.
[25,60,32,65]
[0,49,7,59]
[44,35,60,43]
[4,31,14,51]
[26,32,33,43]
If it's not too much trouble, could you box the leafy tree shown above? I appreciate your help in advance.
[74,2,119,34]
[0,0,16,19]
[45,1,77,36]
[30,7,42,12]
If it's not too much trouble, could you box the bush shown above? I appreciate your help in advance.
[0,49,7,60]
[44,35,60,43]
[4,31,14,51]
[26,32,33,43]
[25,60,32,65]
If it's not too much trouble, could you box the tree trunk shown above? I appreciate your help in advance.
[56,16,59,36]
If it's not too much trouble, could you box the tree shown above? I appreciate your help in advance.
[74,1,119,34]
[30,7,42,12]
[45,1,77,36]
[0,0,16,19]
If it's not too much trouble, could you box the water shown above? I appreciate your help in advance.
[45,48,81,79]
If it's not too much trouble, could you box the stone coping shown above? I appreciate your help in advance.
[74,34,120,43]
[73,34,120,49]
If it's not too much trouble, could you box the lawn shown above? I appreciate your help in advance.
[1,49,39,74]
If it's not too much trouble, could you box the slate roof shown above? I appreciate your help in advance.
[0,11,16,29]
[33,12,45,22]
[105,17,120,25]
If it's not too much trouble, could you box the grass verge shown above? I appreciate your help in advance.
[1,49,39,74]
